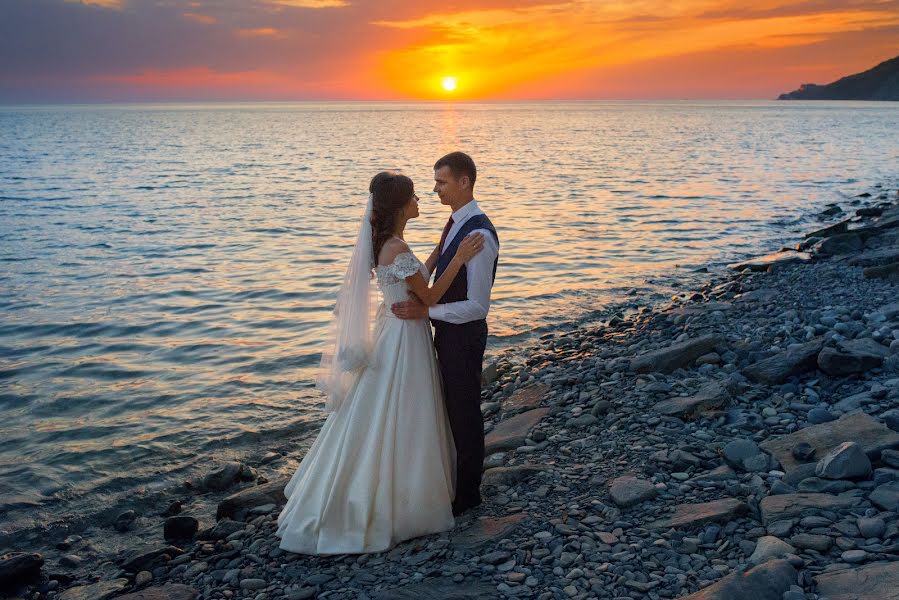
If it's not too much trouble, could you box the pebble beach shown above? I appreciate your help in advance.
[4,183,899,600]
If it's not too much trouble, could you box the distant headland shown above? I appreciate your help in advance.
[778,54,899,101]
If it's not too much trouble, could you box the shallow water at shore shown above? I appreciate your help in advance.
[1,101,897,534]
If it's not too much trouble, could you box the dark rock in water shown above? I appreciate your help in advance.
[202,462,246,492]
[482,465,546,488]
[374,580,496,600]
[728,251,812,272]
[820,205,844,217]
[818,342,885,376]
[164,516,199,541]
[608,475,658,507]
[805,219,850,239]
[115,585,198,600]
[676,559,796,600]
[629,335,722,373]
[0,551,44,588]
[814,561,899,600]
[791,442,815,462]
[864,261,899,282]
[807,407,836,424]
[858,206,884,217]
[653,381,730,418]
[216,477,289,520]
[869,481,899,511]
[115,509,137,532]
[815,441,872,479]
[760,412,899,477]
[759,492,857,524]
[162,500,182,517]
[120,546,184,573]
[484,407,550,454]
[815,232,864,255]
[743,338,824,384]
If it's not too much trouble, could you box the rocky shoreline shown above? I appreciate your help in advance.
[4,184,899,600]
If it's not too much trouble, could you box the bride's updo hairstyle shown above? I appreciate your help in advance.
[369,171,414,265]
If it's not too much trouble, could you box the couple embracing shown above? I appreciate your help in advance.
[276,152,500,555]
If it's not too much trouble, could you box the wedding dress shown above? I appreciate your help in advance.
[276,252,456,554]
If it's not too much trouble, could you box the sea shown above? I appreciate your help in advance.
[1,101,897,540]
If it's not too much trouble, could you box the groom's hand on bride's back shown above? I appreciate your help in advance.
[392,295,428,320]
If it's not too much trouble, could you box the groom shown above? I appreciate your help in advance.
[392,151,499,516]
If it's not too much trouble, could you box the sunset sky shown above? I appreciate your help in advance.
[1,0,897,102]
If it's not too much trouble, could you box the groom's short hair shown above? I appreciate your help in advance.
[434,151,476,186]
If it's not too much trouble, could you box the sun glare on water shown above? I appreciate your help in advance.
[441,77,458,93]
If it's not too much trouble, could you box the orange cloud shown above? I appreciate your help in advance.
[183,12,217,25]
[236,27,284,38]
[65,0,122,8]
[267,0,350,7]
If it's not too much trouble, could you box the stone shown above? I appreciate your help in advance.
[807,407,836,424]
[120,546,184,573]
[216,477,288,520]
[743,339,824,384]
[503,383,548,414]
[202,462,245,491]
[815,233,864,255]
[728,251,813,272]
[484,408,550,454]
[797,477,855,493]
[608,475,658,507]
[791,442,815,462]
[806,220,850,239]
[869,481,899,511]
[452,513,528,549]
[789,533,832,552]
[724,439,761,465]
[649,498,748,529]
[58,579,130,600]
[374,580,495,600]
[864,261,899,282]
[883,449,899,468]
[164,516,198,541]
[198,519,244,541]
[759,493,857,525]
[629,335,723,374]
[814,561,899,600]
[759,412,899,477]
[0,552,43,587]
[481,360,498,386]
[818,345,884,376]
[848,248,899,267]
[675,559,797,600]
[114,585,198,600]
[857,516,886,539]
[815,441,873,479]
[748,536,795,565]
[653,382,730,418]
[482,465,546,488]
[841,549,869,563]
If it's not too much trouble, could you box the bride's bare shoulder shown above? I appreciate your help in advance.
[378,238,413,267]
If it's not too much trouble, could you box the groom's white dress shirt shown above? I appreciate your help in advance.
[428,199,499,325]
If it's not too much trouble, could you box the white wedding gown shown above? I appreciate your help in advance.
[276,252,456,554]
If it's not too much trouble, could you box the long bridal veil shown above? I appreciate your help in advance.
[316,194,379,412]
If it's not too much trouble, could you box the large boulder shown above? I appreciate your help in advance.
[818,340,886,376]
[759,492,858,525]
[0,552,43,588]
[815,441,872,479]
[484,408,550,454]
[869,481,899,511]
[630,335,722,374]
[743,338,824,384]
[814,561,899,600]
[747,536,795,566]
[216,477,289,520]
[675,559,797,600]
[815,232,864,255]
[728,251,812,272]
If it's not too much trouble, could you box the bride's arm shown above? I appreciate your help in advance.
[424,244,440,275]
[384,235,484,306]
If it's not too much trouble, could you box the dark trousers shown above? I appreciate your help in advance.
[433,319,487,508]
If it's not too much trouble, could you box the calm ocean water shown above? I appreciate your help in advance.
[1,101,898,534]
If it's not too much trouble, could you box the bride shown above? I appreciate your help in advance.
[276,171,485,554]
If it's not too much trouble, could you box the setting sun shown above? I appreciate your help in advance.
[441,77,458,93]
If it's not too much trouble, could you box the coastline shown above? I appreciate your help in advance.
[4,184,899,599]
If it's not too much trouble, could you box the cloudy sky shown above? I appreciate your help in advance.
[2,0,897,102]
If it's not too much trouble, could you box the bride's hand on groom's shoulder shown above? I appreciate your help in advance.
[391,294,428,320]
[456,233,485,263]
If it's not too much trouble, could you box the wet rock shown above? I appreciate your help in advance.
[748,536,795,566]
[608,475,658,507]
[120,546,184,573]
[728,251,813,272]
[815,441,872,479]
[759,493,858,525]
[114,585,198,600]
[806,220,850,239]
[114,509,137,532]
[814,561,899,600]
[653,381,730,418]
[675,559,797,600]
[759,412,899,477]
[0,552,43,587]
[197,519,244,541]
[743,338,824,384]
[163,516,198,541]
[485,407,550,454]
[216,477,288,520]
[815,233,864,255]
[629,335,723,373]
[202,462,246,492]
